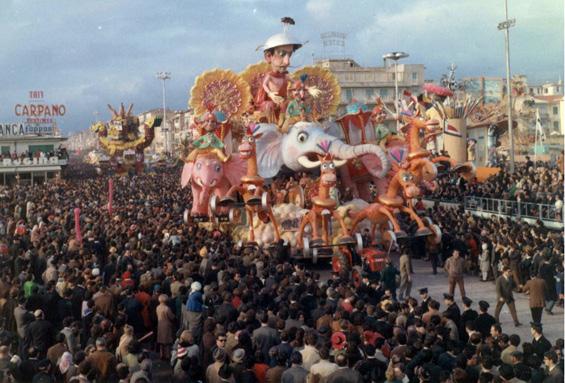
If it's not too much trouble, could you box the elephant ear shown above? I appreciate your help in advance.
[223,154,247,186]
[255,124,284,178]
[181,162,193,188]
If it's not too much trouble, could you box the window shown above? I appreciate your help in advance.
[28,145,54,154]
[1,146,9,155]
[380,88,389,97]
[365,88,374,99]
[412,72,418,81]
[554,121,560,131]
[391,73,395,81]
[345,88,353,101]
[544,88,548,94]
[553,106,558,115]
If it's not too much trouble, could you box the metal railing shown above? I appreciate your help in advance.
[464,196,563,222]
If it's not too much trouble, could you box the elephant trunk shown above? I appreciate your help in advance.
[199,187,211,208]
[330,140,390,178]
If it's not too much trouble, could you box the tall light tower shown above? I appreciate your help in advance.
[383,51,409,131]
[156,72,171,155]
[498,0,516,173]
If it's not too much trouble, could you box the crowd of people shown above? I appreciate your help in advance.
[429,159,564,208]
[0,161,562,383]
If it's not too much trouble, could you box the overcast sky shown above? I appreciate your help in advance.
[0,0,563,134]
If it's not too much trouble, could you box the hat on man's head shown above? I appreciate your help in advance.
[443,293,454,301]
[478,300,489,310]
[419,288,428,295]
[462,297,473,306]
[232,348,245,363]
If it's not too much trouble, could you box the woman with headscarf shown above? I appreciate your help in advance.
[186,281,204,341]
[157,294,176,360]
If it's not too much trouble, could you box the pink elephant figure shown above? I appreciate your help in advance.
[181,153,246,217]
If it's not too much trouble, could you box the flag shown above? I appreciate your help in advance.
[443,119,462,137]
[535,108,546,142]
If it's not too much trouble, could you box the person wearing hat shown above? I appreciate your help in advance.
[255,17,319,125]
[530,322,551,360]
[474,300,496,339]
[230,348,246,381]
[495,266,522,327]
[186,281,204,341]
[418,288,431,313]
[206,348,227,383]
[442,293,461,324]
[460,297,478,342]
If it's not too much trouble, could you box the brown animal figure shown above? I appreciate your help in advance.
[296,141,349,248]
[221,124,280,243]
[350,169,424,240]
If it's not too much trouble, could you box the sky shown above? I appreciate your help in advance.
[0,0,563,134]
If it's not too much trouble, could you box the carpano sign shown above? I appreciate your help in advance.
[1,157,60,167]
[0,123,53,137]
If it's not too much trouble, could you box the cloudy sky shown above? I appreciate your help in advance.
[0,0,563,134]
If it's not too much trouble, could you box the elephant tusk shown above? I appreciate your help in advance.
[333,159,347,167]
[298,155,321,169]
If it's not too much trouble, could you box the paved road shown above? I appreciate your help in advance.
[312,256,563,342]
[398,258,564,342]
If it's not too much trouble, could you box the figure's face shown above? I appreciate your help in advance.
[265,45,294,73]
[320,160,337,188]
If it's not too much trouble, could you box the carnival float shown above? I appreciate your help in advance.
[90,103,159,175]
[180,17,478,270]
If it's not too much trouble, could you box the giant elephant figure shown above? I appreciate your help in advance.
[254,122,390,197]
[181,153,246,216]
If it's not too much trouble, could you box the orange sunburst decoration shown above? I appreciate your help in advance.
[189,69,251,119]
[240,62,271,105]
[292,66,340,120]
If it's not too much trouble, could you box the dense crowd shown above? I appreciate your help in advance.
[429,160,564,208]
[0,162,562,383]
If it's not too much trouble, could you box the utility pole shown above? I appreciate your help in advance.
[156,72,171,156]
[383,52,409,132]
[498,0,516,173]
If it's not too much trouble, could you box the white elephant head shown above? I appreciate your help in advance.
[254,121,390,178]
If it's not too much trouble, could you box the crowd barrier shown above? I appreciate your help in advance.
[463,196,563,223]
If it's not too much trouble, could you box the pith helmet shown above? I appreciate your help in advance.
[257,17,305,52]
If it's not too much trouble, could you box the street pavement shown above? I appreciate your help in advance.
[406,258,564,343]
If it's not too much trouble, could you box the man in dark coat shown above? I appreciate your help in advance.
[23,310,54,358]
[494,267,521,326]
[419,288,431,313]
[474,300,496,338]
[443,293,461,324]
[252,312,280,357]
[460,297,478,341]
[380,259,399,301]
[539,257,557,314]
[530,322,551,360]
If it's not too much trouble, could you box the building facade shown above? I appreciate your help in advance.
[315,58,425,130]
[0,128,67,185]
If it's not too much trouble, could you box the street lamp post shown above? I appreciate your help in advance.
[498,0,516,173]
[383,52,409,132]
[156,72,171,156]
